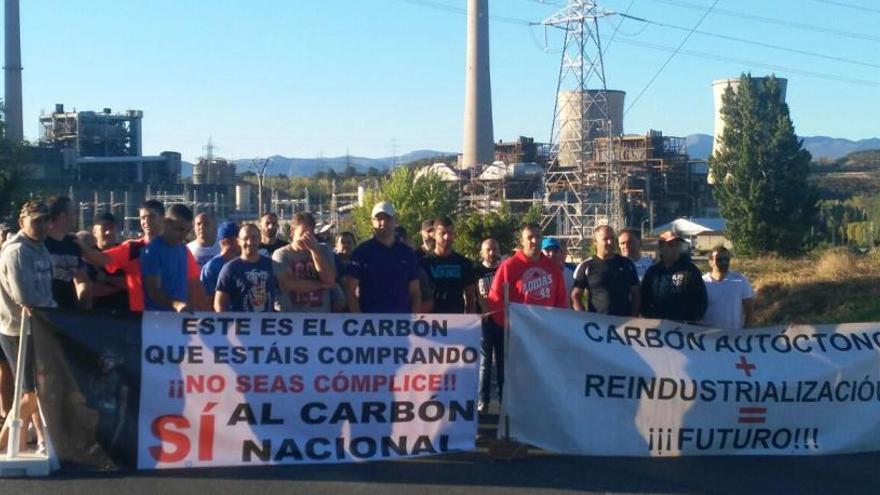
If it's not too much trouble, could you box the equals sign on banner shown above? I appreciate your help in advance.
[738,407,767,424]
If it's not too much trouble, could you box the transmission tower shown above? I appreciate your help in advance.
[540,1,622,256]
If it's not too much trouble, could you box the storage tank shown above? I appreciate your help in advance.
[192,159,207,185]
[712,77,787,156]
[556,89,625,167]
[235,183,252,212]
[218,160,236,185]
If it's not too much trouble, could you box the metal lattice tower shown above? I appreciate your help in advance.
[540,1,621,255]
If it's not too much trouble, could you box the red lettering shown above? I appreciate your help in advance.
[149,415,190,463]
[198,403,217,461]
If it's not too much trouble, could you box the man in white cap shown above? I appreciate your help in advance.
[641,230,707,323]
[343,202,421,313]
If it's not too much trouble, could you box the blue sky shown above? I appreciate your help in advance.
[7,0,880,162]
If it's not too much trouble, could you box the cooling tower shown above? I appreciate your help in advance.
[461,0,494,169]
[712,77,788,156]
[556,89,625,167]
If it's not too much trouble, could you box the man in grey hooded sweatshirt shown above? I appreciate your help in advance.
[0,200,56,452]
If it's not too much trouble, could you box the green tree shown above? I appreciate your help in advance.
[710,74,818,256]
[350,167,459,241]
[0,102,29,220]
[453,204,519,258]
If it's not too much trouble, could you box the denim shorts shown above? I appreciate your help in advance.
[0,333,35,392]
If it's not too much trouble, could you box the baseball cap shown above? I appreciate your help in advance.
[541,237,562,250]
[19,201,49,220]
[658,230,684,243]
[217,221,239,240]
[371,201,396,218]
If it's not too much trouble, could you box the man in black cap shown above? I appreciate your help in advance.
[640,231,707,323]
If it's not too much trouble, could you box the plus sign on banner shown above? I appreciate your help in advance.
[503,304,880,457]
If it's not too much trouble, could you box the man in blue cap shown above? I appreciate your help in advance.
[541,236,575,303]
[200,220,240,300]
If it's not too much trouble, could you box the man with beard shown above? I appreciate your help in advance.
[215,224,277,312]
[701,245,754,330]
[344,202,420,313]
[420,216,476,314]
[414,219,435,259]
[259,212,287,255]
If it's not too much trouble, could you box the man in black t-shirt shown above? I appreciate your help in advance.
[258,212,287,255]
[572,225,640,317]
[45,196,90,309]
[420,216,476,314]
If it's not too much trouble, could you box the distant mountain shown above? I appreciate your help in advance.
[180,150,454,178]
[686,134,880,161]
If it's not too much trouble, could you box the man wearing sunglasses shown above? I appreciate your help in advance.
[701,245,754,330]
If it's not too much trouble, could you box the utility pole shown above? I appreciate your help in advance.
[251,157,272,218]
[540,1,619,255]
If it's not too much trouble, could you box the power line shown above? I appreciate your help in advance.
[617,37,880,87]
[808,0,880,15]
[620,14,880,69]
[642,0,880,43]
[389,0,880,88]
[625,0,720,114]
[393,0,531,25]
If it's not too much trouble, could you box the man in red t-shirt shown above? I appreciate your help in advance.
[81,200,205,312]
[488,223,568,328]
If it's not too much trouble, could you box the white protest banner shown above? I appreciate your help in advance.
[504,303,880,456]
[137,312,481,469]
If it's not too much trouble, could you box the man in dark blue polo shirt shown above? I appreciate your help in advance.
[343,202,421,313]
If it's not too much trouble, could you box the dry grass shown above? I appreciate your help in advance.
[730,248,880,325]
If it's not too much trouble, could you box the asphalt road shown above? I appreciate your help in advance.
[4,412,879,495]
[6,446,880,495]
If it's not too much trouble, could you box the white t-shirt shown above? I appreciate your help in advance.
[187,240,220,268]
[701,271,754,330]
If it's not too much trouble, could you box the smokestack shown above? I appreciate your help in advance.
[461,0,493,169]
[4,0,23,142]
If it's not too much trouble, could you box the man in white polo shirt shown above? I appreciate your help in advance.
[701,245,755,330]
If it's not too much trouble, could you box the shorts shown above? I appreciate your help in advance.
[0,333,36,393]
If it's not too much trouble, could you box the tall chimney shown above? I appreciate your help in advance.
[461,0,493,169]
[4,0,23,142]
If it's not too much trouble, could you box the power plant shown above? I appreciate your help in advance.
[3,1,719,244]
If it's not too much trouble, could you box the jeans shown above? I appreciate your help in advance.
[479,318,504,405]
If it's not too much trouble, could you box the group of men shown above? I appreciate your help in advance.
[0,195,754,452]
